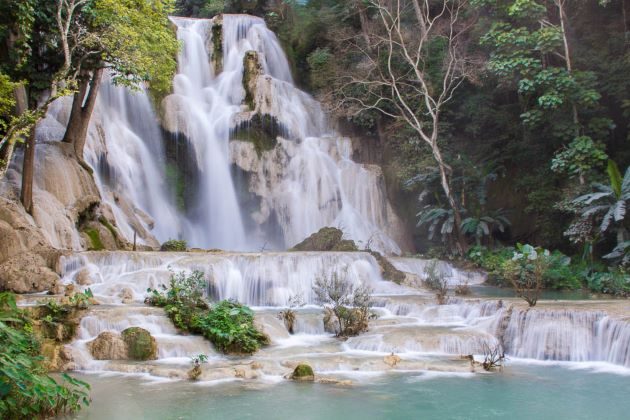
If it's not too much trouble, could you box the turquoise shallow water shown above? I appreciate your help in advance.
[67,363,630,420]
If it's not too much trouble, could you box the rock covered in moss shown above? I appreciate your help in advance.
[160,239,187,251]
[121,327,157,360]
[291,363,315,381]
[369,251,405,284]
[290,227,358,252]
[333,239,359,252]
[243,50,262,109]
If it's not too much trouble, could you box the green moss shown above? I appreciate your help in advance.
[84,228,104,251]
[332,239,359,252]
[230,113,280,157]
[121,327,157,361]
[98,216,119,241]
[161,239,187,251]
[165,163,186,211]
[212,19,223,74]
[242,50,261,109]
[290,227,344,251]
[291,363,314,380]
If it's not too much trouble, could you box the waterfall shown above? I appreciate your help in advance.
[86,80,182,243]
[162,16,401,252]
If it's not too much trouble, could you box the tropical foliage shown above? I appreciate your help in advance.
[146,270,268,354]
[0,293,89,418]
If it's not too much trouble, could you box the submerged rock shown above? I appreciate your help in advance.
[291,363,315,381]
[119,287,134,304]
[75,268,94,286]
[384,353,401,367]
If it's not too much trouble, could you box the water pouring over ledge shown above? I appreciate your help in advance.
[72,14,404,253]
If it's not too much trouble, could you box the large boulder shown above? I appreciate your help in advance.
[87,332,128,360]
[291,363,315,381]
[0,252,60,293]
[121,327,158,361]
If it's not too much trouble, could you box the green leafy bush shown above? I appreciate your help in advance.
[468,245,586,290]
[502,244,554,306]
[587,269,630,296]
[146,271,267,354]
[0,293,89,417]
[467,245,514,286]
[192,300,269,354]
[160,239,187,252]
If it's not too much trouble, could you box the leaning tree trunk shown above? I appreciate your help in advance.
[62,67,104,168]
[20,128,36,214]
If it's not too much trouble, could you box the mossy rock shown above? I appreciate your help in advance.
[243,50,262,109]
[291,363,314,381]
[369,251,405,284]
[84,228,104,251]
[212,18,223,74]
[291,227,357,252]
[230,113,280,156]
[332,239,359,252]
[121,327,157,361]
[160,239,187,251]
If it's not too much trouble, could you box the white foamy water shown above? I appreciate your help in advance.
[60,251,630,376]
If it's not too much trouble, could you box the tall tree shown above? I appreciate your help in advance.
[339,0,476,253]
[475,0,610,184]
[60,0,179,167]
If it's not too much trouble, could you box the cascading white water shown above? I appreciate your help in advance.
[390,257,487,286]
[30,13,630,381]
[60,251,403,306]
[59,251,630,371]
[86,80,182,243]
[167,17,248,249]
[163,15,401,253]
[500,308,630,367]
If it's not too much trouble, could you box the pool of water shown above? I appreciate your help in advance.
[66,363,630,419]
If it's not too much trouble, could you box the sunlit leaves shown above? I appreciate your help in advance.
[92,0,179,96]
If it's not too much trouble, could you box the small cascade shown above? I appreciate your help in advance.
[389,257,487,286]
[500,308,630,367]
[61,251,405,306]
[60,251,630,375]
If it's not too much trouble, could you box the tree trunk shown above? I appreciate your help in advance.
[20,128,36,215]
[356,1,371,49]
[431,139,467,254]
[0,84,28,180]
[62,67,104,166]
